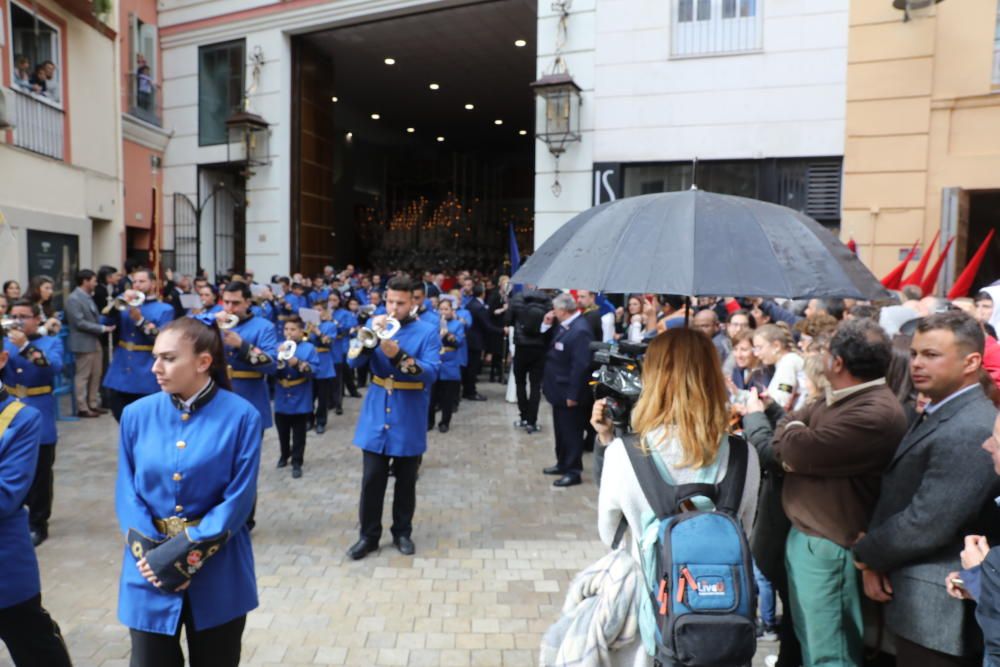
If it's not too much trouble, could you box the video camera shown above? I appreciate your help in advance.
[590,341,646,434]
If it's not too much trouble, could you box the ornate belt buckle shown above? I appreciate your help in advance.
[162,516,186,538]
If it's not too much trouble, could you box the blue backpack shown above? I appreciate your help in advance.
[614,434,757,667]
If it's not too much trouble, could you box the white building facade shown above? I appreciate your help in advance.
[157,0,848,278]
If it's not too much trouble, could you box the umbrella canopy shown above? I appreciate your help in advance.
[513,189,892,300]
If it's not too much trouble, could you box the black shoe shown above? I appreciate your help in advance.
[427,422,435,432]
[292,465,302,479]
[553,474,582,488]
[393,536,416,555]
[305,422,314,433]
[349,392,362,398]
[277,458,288,468]
[463,393,487,401]
[335,407,343,415]
[316,424,325,434]
[543,465,563,475]
[30,528,47,547]
[525,424,541,434]
[347,538,379,560]
[438,423,450,433]
[513,419,529,428]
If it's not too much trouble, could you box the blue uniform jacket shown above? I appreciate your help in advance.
[542,315,596,405]
[438,319,466,382]
[308,288,329,306]
[311,323,337,380]
[454,308,472,367]
[274,341,319,414]
[282,294,308,318]
[334,310,358,364]
[103,300,175,395]
[0,390,42,608]
[418,308,440,327]
[115,388,261,634]
[225,315,278,430]
[2,335,63,444]
[348,318,441,457]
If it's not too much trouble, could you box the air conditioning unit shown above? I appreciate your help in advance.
[892,0,944,21]
[0,87,14,130]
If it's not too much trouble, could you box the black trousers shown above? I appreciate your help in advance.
[27,444,55,532]
[330,369,344,410]
[462,347,483,397]
[313,377,333,426]
[429,380,460,428]
[513,346,545,426]
[110,390,146,422]
[488,344,504,381]
[337,362,358,396]
[129,597,245,667]
[0,594,72,667]
[894,636,979,667]
[359,450,420,542]
[551,404,585,476]
[274,412,308,465]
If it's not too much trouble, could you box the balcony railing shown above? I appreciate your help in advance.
[126,71,162,126]
[9,88,64,160]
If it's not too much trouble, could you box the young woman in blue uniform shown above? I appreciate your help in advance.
[429,297,466,434]
[274,317,320,478]
[310,303,337,432]
[115,315,261,666]
[346,276,440,560]
[102,268,176,421]
[0,330,73,665]
[3,299,64,546]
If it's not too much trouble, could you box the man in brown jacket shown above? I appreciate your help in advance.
[771,319,907,667]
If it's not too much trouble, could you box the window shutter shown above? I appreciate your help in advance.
[805,161,842,222]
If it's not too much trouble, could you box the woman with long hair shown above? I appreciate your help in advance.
[591,328,760,665]
[2,280,20,301]
[617,295,646,343]
[25,275,55,319]
[753,323,804,411]
[115,316,260,666]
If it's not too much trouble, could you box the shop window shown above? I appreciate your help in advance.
[9,1,62,106]
[198,40,245,146]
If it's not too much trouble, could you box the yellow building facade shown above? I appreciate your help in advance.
[842,0,1000,294]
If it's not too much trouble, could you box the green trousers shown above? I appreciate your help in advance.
[785,527,863,667]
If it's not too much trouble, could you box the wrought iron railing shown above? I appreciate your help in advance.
[9,88,64,160]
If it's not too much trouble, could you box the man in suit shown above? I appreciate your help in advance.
[854,311,1000,666]
[541,292,596,488]
[463,283,503,401]
[64,269,114,417]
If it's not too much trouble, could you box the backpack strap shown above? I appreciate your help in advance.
[621,433,680,518]
[714,434,749,516]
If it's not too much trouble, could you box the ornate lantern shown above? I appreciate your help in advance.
[225,109,270,168]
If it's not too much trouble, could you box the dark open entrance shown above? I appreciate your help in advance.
[291,0,536,275]
[965,191,1000,294]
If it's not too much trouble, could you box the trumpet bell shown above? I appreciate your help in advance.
[1,317,21,333]
[277,340,297,361]
[357,327,380,349]
[217,313,240,330]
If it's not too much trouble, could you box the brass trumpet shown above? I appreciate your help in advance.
[103,290,146,315]
[217,313,240,330]
[277,339,297,361]
[1,317,22,334]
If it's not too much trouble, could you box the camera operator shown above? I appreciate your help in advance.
[507,286,552,433]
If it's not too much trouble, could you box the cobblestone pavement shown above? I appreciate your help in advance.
[1,381,778,666]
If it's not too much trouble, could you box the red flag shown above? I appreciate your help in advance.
[947,229,996,300]
[881,240,919,290]
[847,238,857,255]
[919,236,955,297]
[901,231,940,287]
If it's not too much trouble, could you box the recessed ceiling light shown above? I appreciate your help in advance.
[494,119,503,126]
[371,113,380,120]
[514,39,527,47]
[464,103,474,110]
[384,57,396,65]
[406,127,415,133]
[345,131,353,141]
[429,83,440,90]
[331,96,338,103]
[519,130,527,135]
[436,136,445,142]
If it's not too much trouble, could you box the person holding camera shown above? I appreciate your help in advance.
[541,292,596,488]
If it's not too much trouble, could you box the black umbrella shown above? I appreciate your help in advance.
[513,189,892,301]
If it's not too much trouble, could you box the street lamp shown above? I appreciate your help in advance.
[531,63,581,196]
[225,109,271,170]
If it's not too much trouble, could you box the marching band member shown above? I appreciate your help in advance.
[411,284,439,326]
[219,282,278,432]
[115,316,261,667]
[429,297,466,434]
[2,300,63,546]
[326,292,349,416]
[0,329,73,665]
[306,304,335,433]
[193,286,220,316]
[341,297,363,397]
[346,276,440,560]
[102,268,176,421]
[274,317,320,478]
